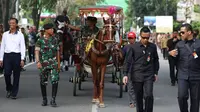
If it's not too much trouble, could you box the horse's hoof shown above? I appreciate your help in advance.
[92,99,99,104]
[95,99,100,104]
[98,103,105,108]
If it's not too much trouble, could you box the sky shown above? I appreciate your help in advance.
[98,0,128,12]
[41,0,128,17]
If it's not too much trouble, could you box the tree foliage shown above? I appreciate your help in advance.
[0,0,18,31]
[56,0,105,23]
[21,0,58,30]
[125,0,178,31]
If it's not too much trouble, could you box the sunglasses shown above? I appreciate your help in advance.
[180,31,185,35]
[141,36,150,40]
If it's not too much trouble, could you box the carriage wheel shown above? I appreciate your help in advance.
[81,71,86,81]
[117,70,123,98]
[78,72,82,90]
[112,72,115,83]
[111,68,116,83]
[73,67,78,96]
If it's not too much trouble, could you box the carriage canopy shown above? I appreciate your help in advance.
[79,5,123,18]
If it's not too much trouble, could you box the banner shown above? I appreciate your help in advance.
[156,16,173,33]
[144,16,156,26]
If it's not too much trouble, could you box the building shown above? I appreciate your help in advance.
[177,0,200,22]
[194,0,200,5]
[193,0,200,21]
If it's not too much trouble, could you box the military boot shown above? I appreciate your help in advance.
[50,82,58,107]
[40,83,47,106]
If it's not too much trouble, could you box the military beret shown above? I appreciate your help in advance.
[86,16,97,22]
[43,23,54,30]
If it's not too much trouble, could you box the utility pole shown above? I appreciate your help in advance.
[16,0,19,20]
[165,0,168,15]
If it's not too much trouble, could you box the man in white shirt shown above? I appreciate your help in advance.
[0,18,26,99]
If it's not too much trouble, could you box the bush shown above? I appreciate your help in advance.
[40,18,54,27]
[194,5,200,13]
[191,21,200,30]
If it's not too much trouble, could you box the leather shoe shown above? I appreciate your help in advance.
[6,91,11,98]
[11,96,17,100]
[50,98,57,107]
[41,99,48,106]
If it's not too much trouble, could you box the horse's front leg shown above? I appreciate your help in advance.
[99,64,106,108]
[91,62,99,103]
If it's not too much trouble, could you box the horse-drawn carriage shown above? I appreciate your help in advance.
[69,5,125,107]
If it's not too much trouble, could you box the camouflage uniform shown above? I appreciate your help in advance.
[81,26,99,52]
[81,26,99,39]
[35,35,61,84]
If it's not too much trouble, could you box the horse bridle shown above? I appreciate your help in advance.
[91,23,116,55]
[57,21,66,34]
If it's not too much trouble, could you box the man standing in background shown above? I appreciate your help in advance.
[20,27,29,71]
[122,32,136,108]
[28,27,36,62]
[167,30,180,86]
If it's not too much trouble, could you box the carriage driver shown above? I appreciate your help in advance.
[66,16,99,40]
[66,16,99,58]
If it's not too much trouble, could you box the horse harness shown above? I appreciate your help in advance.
[91,24,116,55]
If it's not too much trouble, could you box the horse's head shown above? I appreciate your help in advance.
[101,18,117,49]
[56,21,66,34]
[103,19,116,43]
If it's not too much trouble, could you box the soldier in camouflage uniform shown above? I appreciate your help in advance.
[66,16,99,58]
[35,23,61,107]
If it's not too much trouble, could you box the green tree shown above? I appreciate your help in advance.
[0,3,2,23]
[56,0,105,25]
[21,0,58,30]
[125,0,178,31]
[191,21,200,30]
[0,0,18,31]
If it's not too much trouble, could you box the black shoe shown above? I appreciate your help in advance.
[11,96,17,100]
[65,66,69,71]
[50,98,57,107]
[42,99,48,106]
[6,91,11,98]
[171,83,175,86]
[21,68,26,72]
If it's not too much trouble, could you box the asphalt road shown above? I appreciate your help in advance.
[0,52,181,112]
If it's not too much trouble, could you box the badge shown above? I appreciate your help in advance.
[193,52,198,59]
[147,56,150,62]
[147,52,151,62]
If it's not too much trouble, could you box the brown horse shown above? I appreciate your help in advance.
[87,21,122,107]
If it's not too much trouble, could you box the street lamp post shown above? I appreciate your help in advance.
[16,0,19,20]
[136,17,141,33]
[165,0,168,15]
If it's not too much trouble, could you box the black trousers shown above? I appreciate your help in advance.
[162,48,168,59]
[128,78,136,104]
[28,46,35,62]
[133,80,154,112]
[168,56,178,83]
[3,53,21,97]
[178,79,200,112]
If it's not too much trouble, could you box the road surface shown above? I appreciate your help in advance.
[0,52,180,112]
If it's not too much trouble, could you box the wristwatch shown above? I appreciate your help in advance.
[36,61,40,64]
